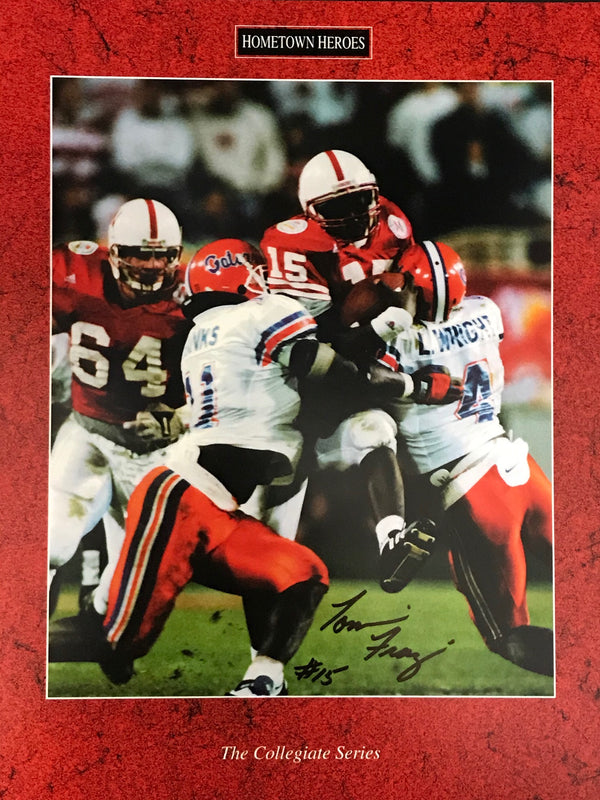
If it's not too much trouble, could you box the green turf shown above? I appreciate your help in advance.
[47,579,554,698]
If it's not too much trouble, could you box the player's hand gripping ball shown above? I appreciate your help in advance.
[340,273,406,328]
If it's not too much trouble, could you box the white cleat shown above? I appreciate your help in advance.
[226,675,289,697]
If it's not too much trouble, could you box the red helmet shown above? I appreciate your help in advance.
[397,241,467,323]
[184,239,266,299]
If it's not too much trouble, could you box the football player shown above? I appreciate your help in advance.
[63,239,452,696]
[363,241,554,676]
[51,333,109,614]
[262,149,414,326]
[49,198,190,621]
[259,149,442,591]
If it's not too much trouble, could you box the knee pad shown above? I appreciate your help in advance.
[317,409,397,470]
[348,409,397,454]
[48,491,96,568]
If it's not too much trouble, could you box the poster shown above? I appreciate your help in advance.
[2,1,599,797]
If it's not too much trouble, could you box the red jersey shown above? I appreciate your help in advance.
[261,196,413,316]
[52,241,189,425]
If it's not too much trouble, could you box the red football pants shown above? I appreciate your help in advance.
[446,455,552,646]
[104,467,328,657]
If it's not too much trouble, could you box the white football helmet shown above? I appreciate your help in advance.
[298,150,380,243]
[108,198,182,300]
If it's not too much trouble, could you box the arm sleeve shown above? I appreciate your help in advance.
[288,339,413,400]
[329,324,386,367]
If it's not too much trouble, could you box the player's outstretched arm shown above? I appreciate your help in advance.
[331,306,413,366]
[287,338,414,401]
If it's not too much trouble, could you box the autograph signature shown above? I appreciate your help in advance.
[314,589,454,683]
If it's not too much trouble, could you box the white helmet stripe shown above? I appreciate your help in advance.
[422,240,449,324]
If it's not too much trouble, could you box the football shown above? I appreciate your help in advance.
[340,273,405,327]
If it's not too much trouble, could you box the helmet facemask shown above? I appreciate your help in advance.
[109,244,182,302]
[308,187,380,244]
[239,256,268,298]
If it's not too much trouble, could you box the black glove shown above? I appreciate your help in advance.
[411,365,463,405]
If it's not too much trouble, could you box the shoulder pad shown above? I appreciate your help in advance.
[275,218,309,235]
[379,197,412,241]
[263,292,311,316]
[262,217,334,253]
[67,240,100,256]
[386,214,411,241]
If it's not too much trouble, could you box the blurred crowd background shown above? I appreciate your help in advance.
[52,78,552,578]
[52,77,551,252]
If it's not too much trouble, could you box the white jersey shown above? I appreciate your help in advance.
[181,293,317,471]
[380,295,506,474]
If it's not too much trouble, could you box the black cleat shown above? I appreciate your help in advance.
[379,518,437,593]
[48,609,107,662]
[493,625,554,677]
[48,569,62,618]
[48,598,135,685]
[226,675,289,697]
[98,649,135,685]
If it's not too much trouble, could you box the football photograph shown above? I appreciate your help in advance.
[4,1,600,797]
[48,76,553,699]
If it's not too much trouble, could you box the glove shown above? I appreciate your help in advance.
[411,365,463,405]
[365,362,414,399]
[370,306,413,342]
[123,403,187,444]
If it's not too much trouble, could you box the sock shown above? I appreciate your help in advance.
[242,655,285,685]
[81,549,101,587]
[92,589,108,616]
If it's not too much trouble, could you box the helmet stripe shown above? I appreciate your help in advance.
[144,199,158,240]
[422,241,449,324]
[325,150,345,181]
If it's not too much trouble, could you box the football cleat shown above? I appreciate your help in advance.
[48,604,106,663]
[226,675,289,697]
[379,518,436,593]
[98,648,135,686]
[48,599,135,685]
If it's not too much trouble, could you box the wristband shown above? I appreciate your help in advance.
[400,373,414,398]
[370,307,413,341]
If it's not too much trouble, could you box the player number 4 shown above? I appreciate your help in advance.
[456,360,495,422]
